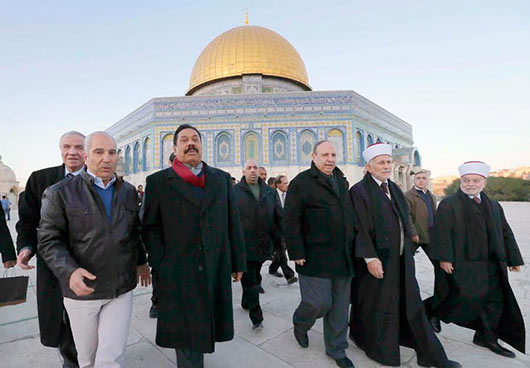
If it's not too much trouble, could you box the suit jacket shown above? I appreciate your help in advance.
[15,164,66,346]
[0,206,16,262]
[141,164,246,352]
[405,188,437,244]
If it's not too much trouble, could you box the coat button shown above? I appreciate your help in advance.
[198,265,203,271]
[197,245,203,251]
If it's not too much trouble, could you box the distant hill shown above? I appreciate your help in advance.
[444,177,530,201]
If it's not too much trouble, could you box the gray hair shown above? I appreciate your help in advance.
[58,131,85,148]
[313,140,331,154]
[85,131,117,153]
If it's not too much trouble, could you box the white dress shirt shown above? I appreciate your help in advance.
[277,188,286,208]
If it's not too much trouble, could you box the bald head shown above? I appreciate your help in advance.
[312,140,336,175]
[243,160,259,184]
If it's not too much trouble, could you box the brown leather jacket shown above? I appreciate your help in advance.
[405,188,437,244]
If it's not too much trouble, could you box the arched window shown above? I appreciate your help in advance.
[124,146,131,175]
[299,130,316,162]
[414,151,421,166]
[271,130,288,163]
[355,131,364,164]
[215,132,232,164]
[143,137,152,171]
[161,133,174,168]
[326,129,344,163]
[133,142,141,173]
[117,149,124,175]
[367,134,374,146]
[243,132,259,162]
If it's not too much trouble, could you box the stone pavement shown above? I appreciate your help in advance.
[1,202,529,367]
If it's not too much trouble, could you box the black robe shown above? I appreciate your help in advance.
[349,174,448,366]
[426,189,525,353]
[0,206,16,263]
[141,164,246,353]
[15,164,66,346]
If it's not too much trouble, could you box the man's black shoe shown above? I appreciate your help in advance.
[287,276,298,284]
[252,321,263,330]
[473,335,516,358]
[429,315,441,333]
[241,303,249,310]
[293,327,308,348]
[269,271,283,278]
[149,304,158,319]
[334,357,354,368]
[258,286,265,294]
[417,358,462,368]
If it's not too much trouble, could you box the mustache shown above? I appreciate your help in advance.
[184,146,198,154]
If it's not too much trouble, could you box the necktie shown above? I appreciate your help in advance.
[381,182,389,194]
[473,196,481,204]
[281,192,286,206]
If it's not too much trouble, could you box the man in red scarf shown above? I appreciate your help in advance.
[142,124,246,368]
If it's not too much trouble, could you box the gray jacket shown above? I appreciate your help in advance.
[38,171,146,300]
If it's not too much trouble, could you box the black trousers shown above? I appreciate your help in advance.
[151,269,159,306]
[269,242,295,280]
[58,308,78,367]
[241,260,265,324]
[176,348,204,368]
[476,260,504,342]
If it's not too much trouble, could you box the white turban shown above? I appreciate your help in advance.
[362,142,392,163]
[458,161,491,178]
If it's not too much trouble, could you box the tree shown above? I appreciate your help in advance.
[444,177,530,201]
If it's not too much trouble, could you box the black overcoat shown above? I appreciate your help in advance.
[349,174,447,366]
[283,163,355,278]
[141,165,246,353]
[0,206,16,263]
[15,164,65,346]
[233,177,281,262]
[427,190,525,353]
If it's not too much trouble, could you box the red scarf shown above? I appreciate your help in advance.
[172,158,206,188]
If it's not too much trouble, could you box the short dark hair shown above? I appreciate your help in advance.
[267,177,276,186]
[275,175,287,185]
[173,124,202,145]
[169,152,176,163]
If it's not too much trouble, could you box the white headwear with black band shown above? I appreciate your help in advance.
[458,161,491,178]
[362,142,393,163]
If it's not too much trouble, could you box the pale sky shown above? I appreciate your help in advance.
[1,0,529,183]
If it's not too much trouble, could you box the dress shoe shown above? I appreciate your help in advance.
[428,315,441,333]
[149,304,158,319]
[417,358,462,368]
[473,335,516,358]
[334,357,354,368]
[293,326,308,348]
[269,271,283,278]
[252,321,263,330]
[258,286,265,294]
[241,302,249,310]
[287,276,298,284]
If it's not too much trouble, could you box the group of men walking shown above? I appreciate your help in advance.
[0,124,525,368]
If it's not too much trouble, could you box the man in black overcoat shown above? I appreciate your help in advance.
[425,161,525,358]
[16,130,86,367]
[284,140,356,368]
[141,124,246,368]
[349,143,460,368]
[0,205,16,268]
[234,159,282,329]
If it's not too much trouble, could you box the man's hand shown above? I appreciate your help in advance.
[69,268,96,296]
[411,235,420,243]
[367,259,384,279]
[137,264,151,287]
[232,272,243,282]
[509,266,521,272]
[440,261,454,274]
[3,260,16,269]
[294,259,306,266]
[17,249,35,270]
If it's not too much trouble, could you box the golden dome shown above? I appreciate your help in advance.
[187,25,310,95]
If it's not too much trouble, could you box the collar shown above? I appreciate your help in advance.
[370,174,388,187]
[65,166,84,177]
[277,188,286,197]
[414,186,428,194]
[468,192,482,200]
[182,161,203,176]
[86,169,116,190]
